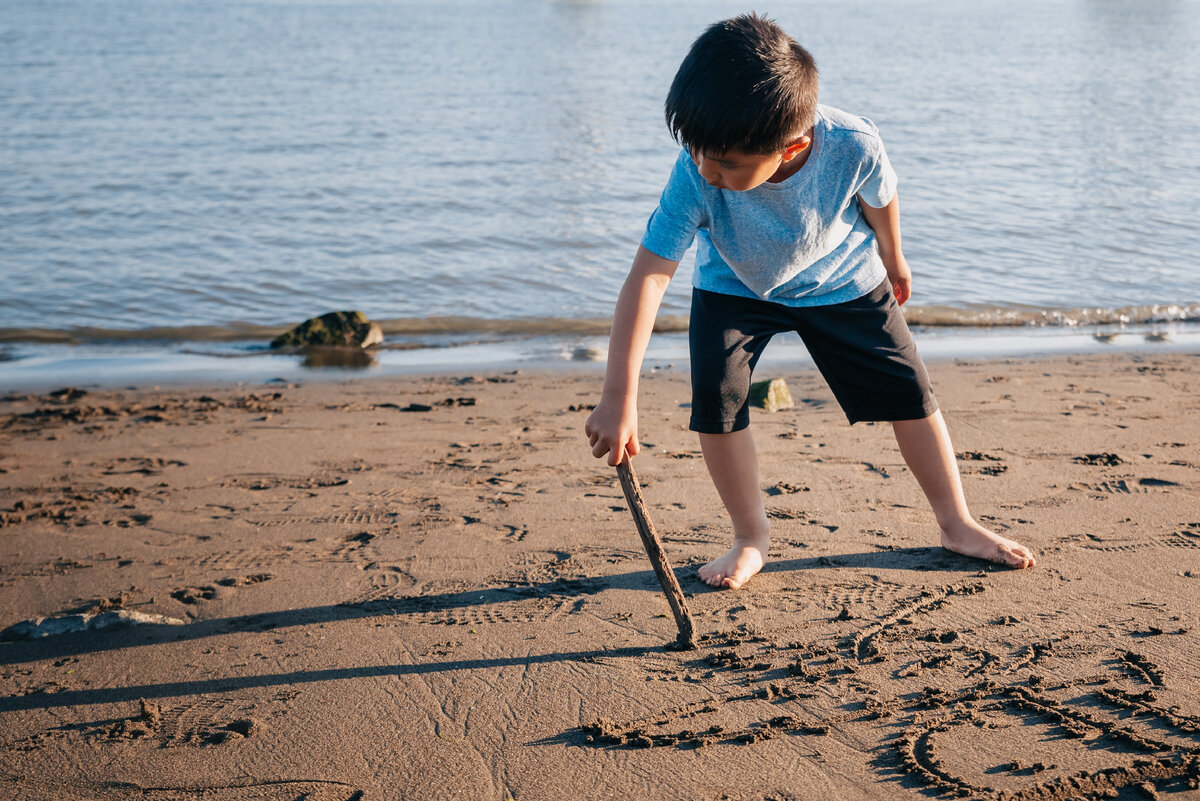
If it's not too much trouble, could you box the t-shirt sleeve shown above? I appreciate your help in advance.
[853,118,898,209]
[641,150,706,262]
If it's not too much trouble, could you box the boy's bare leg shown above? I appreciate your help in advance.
[892,411,1036,569]
[697,428,772,589]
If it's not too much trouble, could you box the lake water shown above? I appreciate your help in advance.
[2,0,1199,379]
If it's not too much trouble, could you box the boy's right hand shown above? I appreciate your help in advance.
[584,397,640,466]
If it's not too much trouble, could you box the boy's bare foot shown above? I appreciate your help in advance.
[940,519,1036,569]
[698,534,769,589]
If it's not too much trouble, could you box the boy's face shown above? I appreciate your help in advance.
[691,138,811,191]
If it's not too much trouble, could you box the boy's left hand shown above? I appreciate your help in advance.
[857,192,910,305]
[886,255,912,305]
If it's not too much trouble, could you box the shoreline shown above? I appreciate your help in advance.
[1,319,1199,393]
[1,349,1199,798]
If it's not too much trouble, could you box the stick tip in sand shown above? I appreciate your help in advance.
[613,459,699,649]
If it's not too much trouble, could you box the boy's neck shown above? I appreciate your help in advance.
[767,148,811,183]
[767,128,816,183]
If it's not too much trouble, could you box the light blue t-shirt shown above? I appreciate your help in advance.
[642,104,897,307]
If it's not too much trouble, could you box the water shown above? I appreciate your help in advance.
[2,0,1200,365]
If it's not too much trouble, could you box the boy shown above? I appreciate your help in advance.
[585,13,1035,589]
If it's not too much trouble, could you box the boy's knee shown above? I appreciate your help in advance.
[689,363,751,433]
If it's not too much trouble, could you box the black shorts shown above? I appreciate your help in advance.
[688,281,938,433]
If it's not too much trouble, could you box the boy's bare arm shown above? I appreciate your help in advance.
[585,245,680,465]
[858,192,912,305]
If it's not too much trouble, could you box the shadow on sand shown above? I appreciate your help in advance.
[0,545,993,713]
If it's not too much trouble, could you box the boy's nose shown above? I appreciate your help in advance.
[696,157,720,184]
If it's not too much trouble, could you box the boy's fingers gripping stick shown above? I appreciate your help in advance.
[614,460,697,650]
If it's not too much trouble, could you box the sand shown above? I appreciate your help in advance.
[1,351,1198,800]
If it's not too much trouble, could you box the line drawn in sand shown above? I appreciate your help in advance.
[566,576,1200,798]
[11,692,291,753]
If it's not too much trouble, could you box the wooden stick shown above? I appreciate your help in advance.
[615,460,697,649]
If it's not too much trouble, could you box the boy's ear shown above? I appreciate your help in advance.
[781,137,812,161]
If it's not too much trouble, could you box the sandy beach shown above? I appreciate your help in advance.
[1,350,1199,800]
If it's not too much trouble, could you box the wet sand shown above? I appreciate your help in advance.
[1,352,1199,800]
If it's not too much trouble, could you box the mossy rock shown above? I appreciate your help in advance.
[271,311,383,349]
[749,377,794,412]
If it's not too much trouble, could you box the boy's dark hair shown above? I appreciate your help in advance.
[665,13,818,156]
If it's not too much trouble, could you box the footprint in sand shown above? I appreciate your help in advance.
[1072,452,1124,467]
[171,585,218,605]
[246,509,398,528]
[349,592,572,627]
[346,563,417,602]
[170,574,274,605]
[1076,525,1200,552]
[764,481,810,496]
[222,474,350,491]
[96,456,186,475]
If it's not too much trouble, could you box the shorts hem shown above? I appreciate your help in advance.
[845,399,939,426]
[689,415,750,434]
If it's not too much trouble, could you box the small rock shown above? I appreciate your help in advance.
[47,387,88,401]
[271,311,383,349]
[570,345,606,362]
[749,378,794,412]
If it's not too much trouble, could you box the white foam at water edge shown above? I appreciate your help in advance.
[1,322,1197,393]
